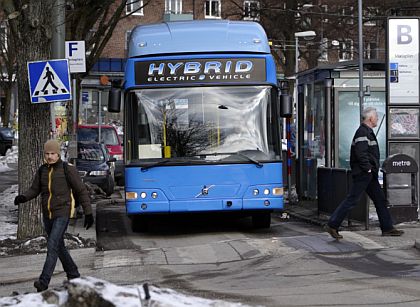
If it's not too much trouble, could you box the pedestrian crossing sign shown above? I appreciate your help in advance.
[27,59,72,103]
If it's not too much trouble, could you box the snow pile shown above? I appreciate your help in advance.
[0,184,18,240]
[0,277,253,307]
[0,145,18,172]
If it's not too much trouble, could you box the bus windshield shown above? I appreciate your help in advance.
[127,86,281,164]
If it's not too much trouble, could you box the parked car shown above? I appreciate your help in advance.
[75,142,116,196]
[77,124,124,186]
[0,127,14,156]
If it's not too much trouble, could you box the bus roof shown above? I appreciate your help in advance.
[128,20,271,58]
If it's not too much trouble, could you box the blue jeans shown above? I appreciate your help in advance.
[39,216,80,286]
[328,172,394,232]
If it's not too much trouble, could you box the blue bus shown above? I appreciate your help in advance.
[108,20,291,231]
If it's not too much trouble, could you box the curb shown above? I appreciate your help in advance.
[285,209,325,226]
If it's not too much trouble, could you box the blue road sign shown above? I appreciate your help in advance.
[27,59,72,103]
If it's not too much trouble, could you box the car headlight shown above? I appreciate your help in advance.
[89,170,108,176]
[112,154,123,160]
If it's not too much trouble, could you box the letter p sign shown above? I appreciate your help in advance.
[398,25,413,44]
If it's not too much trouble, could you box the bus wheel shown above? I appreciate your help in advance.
[131,216,148,232]
[252,212,271,229]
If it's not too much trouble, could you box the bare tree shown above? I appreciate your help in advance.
[0,0,149,239]
[1,0,54,239]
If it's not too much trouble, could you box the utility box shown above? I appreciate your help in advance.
[382,154,418,223]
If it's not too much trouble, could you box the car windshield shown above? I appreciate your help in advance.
[77,128,119,145]
[77,144,105,161]
[127,85,281,164]
[0,128,14,138]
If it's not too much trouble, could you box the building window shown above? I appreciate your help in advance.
[244,0,260,20]
[365,42,377,59]
[319,38,328,61]
[339,39,353,61]
[341,6,354,25]
[126,0,144,15]
[0,23,7,53]
[321,4,328,23]
[363,7,379,26]
[205,0,221,19]
[125,31,132,50]
[165,0,182,14]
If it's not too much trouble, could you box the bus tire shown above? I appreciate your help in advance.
[252,212,271,229]
[131,216,148,232]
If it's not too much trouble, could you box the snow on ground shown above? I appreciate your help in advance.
[0,185,18,241]
[0,147,19,240]
[0,277,254,307]
[0,145,18,172]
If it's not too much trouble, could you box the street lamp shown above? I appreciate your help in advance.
[287,30,316,196]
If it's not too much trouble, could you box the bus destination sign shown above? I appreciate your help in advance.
[135,58,266,85]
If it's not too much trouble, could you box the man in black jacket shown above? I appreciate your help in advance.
[325,107,403,239]
[14,139,94,292]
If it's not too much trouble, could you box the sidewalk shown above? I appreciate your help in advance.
[0,206,96,296]
[284,200,420,250]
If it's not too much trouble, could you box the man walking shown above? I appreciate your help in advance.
[14,139,94,292]
[325,107,403,239]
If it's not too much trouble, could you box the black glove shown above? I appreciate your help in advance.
[84,214,94,230]
[14,195,27,206]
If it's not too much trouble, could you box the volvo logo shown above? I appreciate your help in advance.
[195,185,215,198]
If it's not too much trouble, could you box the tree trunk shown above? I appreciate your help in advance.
[12,0,54,239]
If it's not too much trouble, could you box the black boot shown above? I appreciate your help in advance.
[34,280,48,292]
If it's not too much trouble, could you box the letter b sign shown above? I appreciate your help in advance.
[398,25,413,44]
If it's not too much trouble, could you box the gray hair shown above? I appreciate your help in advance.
[362,107,377,121]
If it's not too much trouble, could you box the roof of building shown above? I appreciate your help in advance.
[128,20,270,58]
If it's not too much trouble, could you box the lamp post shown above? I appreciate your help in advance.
[290,30,316,196]
[358,0,364,122]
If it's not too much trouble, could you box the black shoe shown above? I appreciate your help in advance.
[67,274,80,281]
[34,280,48,292]
[382,228,404,236]
[324,224,343,239]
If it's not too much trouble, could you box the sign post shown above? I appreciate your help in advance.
[65,41,86,161]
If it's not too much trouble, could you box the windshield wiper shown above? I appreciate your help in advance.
[141,159,172,171]
[200,152,263,168]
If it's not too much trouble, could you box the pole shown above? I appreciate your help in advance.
[288,37,299,194]
[358,0,364,122]
[51,0,66,138]
[98,92,102,144]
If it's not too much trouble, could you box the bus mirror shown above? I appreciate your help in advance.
[280,94,292,118]
[108,88,121,113]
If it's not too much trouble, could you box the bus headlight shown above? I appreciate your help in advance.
[272,187,283,196]
[263,189,270,195]
[89,170,108,176]
[140,192,147,199]
[126,192,138,199]
[151,192,158,199]
[253,189,259,196]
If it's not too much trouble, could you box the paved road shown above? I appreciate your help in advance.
[0,166,17,194]
[95,202,420,306]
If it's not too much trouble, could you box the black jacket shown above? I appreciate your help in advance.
[23,159,92,219]
[350,123,380,176]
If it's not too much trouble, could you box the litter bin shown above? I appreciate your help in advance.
[382,154,418,223]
